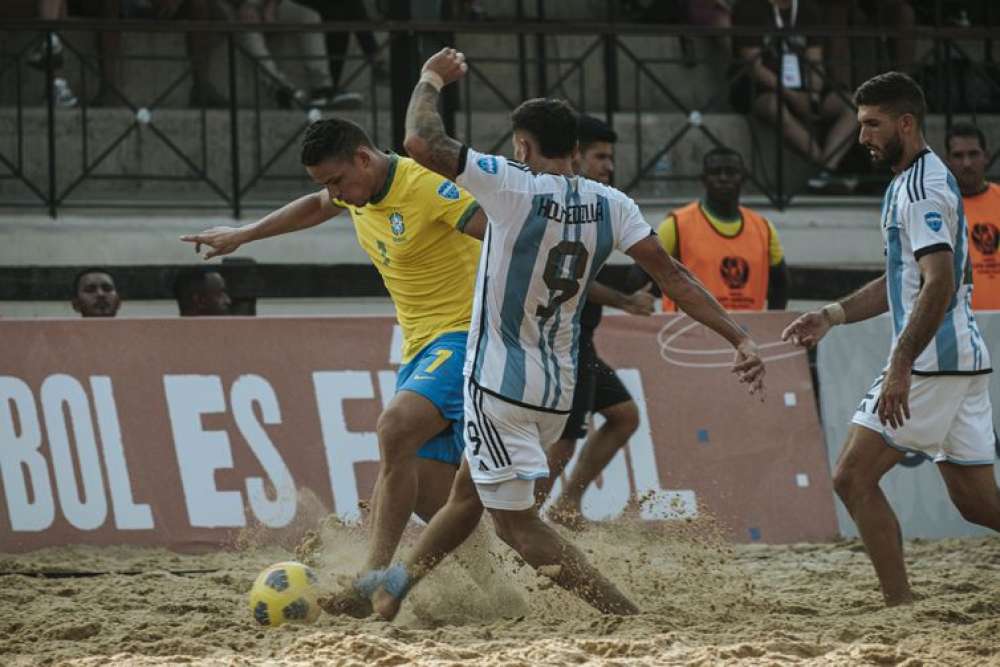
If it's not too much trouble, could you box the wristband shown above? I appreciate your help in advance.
[419,71,444,91]
[821,302,846,326]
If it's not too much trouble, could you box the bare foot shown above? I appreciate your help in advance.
[884,592,915,607]
[317,588,373,618]
[547,502,587,531]
[371,587,402,621]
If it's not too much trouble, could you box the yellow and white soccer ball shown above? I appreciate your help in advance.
[248,561,321,627]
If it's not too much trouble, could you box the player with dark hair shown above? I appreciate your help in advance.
[72,268,121,318]
[180,116,495,618]
[534,115,657,529]
[368,48,765,620]
[784,72,1000,606]
[173,267,232,317]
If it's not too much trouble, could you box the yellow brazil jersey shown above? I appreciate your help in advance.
[657,203,785,266]
[334,153,482,362]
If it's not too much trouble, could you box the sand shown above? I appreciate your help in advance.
[2,516,999,666]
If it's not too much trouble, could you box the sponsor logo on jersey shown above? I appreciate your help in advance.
[477,156,498,174]
[437,180,460,200]
[719,256,750,289]
[389,212,405,239]
[925,211,944,232]
[972,222,1000,255]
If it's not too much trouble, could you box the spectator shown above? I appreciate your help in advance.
[293,0,389,96]
[731,0,859,193]
[25,0,79,107]
[72,268,121,317]
[632,147,790,311]
[120,0,229,108]
[946,122,1000,310]
[174,267,232,316]
[824,1,916,90]
[221,0,360,109]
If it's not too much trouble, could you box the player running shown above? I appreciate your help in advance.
[180,117,498,617]
[535,115,657,528]
[783,72,1000,606]
[368,47,766,620]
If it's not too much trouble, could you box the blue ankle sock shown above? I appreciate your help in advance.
[353,569,385,598]
[382,564,412,600]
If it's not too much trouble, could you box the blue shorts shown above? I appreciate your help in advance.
[396,332,468,466]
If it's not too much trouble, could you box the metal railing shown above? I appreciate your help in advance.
[1,19,999,217]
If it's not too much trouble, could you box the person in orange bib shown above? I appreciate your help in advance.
[946,122,1000,311]
[650,147,789,311]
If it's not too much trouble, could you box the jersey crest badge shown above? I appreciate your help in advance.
[477,155,498,174]
[389,212,405,239]
[925,211,943,232]
[437,180,460,200]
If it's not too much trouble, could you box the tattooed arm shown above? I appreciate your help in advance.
[403,48,470,180]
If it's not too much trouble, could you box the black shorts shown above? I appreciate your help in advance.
[560,337,633,441]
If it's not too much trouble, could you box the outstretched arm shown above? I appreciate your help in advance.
[781,274,887,348]
[627,236,765,396]
[180,190,341,259]
[403,48,469,180]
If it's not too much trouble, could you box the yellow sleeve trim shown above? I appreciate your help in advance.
[656,215,679,258]
[766,219,785,266]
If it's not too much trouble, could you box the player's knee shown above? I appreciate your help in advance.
[832,466,864,505]
[950,492,995,527]
[955,501,987,526]
[376,408,416,464]
[604,401,640,437]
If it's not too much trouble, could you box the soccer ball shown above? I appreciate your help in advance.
[248,561,321,627]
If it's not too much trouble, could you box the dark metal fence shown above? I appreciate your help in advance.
[1,19,999,217]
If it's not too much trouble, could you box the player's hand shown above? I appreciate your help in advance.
[780,310,831,348]
[179,226,245,259]
[878,359,912,429]
[422,47,468,87]
[732,338,766,399]
[621,287,655,316]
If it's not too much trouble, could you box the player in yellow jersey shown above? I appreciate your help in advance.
[180,118,490,616]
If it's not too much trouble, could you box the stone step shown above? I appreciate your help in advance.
[2,107,995,206]
[0,197,887,271]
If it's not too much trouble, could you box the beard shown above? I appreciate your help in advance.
[869,133,903,168]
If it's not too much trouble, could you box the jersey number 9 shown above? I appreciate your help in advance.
[536,240,590,318]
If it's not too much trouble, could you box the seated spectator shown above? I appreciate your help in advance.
[25,0,79,107]
[945,122,1000,310]
[824,1,916,90]
[731,0,859,193]
[630,147,790,311]
[121,0,229,108]
[221,0,360,109]
[174,267,232,316]
[293,0,389,96]
[72,268,121,317]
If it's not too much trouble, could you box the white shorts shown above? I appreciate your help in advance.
[852,372,996,465]
[463,380,568,511]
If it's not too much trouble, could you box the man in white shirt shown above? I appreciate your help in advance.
[369,47,767,620]
[784,72,998,607]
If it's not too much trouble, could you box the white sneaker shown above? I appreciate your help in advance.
[27,34,64,70]
[53,77,78,108]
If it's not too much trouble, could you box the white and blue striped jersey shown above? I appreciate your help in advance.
[456,147,653,412]
[881,148,990,375]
